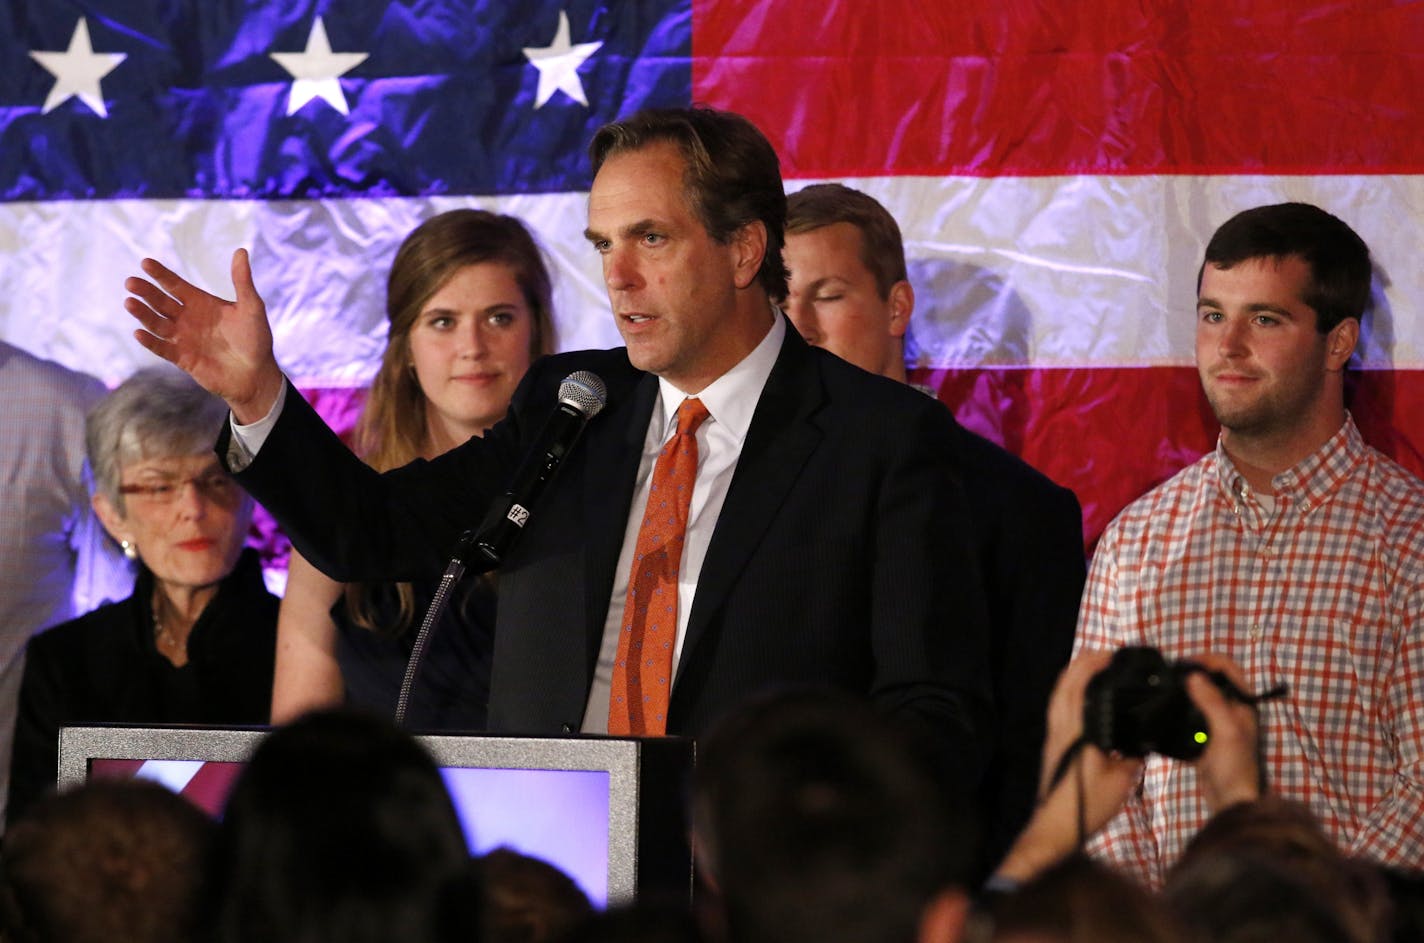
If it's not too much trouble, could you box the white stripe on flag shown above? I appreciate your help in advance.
[0,193,619,387]
[133,758,205,793]
[4,173,1421,386]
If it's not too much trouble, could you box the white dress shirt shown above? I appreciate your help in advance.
[581,314,785,732]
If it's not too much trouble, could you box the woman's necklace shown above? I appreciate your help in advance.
[151,596,190,666]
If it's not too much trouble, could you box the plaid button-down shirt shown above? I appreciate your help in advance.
[1075,415,1424,887]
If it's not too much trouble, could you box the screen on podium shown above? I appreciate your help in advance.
[58,725,694,906]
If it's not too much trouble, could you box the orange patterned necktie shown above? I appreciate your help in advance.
[607,397,711,736]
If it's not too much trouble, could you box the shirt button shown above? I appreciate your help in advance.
[1249,624,1263,640]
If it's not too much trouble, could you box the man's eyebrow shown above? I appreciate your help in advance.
[1246,301,1297,318]
[791,275,835,296]
[584,219,662,243]
[1196,295,1298,318]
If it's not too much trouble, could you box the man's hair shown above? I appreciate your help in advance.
[479,847,593,943]
[987,855,1185,943]
[692,690,969,943]
[786,184,909,299]
[1165,850,1362,943]
[589,106,788,301]
[1170,798,1391,943]
[1199,202,1372,334]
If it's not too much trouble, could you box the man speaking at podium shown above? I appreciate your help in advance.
[124,106,992,793]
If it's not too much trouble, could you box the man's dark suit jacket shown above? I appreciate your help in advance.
[950,425,1085,874]
[226,325,994,789]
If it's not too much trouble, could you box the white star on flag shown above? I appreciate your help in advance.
[270,17,369,116]
[29,18,127,118]
[522,11,603,108]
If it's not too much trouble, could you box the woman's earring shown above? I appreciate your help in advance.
[120,539,138,561]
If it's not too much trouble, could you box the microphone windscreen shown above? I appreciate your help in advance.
[559,371,607,418]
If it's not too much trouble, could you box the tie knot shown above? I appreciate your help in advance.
[675,398,710,436]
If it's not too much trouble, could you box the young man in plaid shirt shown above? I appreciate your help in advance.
[1075,202,1424,886]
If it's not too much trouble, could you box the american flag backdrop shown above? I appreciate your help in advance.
[3,0,1423,564]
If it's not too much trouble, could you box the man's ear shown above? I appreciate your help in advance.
[92,492,131,547]
[888,279,914,339]
[1325,317,1359,371]
[731,221,768,290]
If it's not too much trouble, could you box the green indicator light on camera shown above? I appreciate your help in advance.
[1194,731,1209,745]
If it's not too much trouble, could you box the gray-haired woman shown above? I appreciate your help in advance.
[8,367,277,823]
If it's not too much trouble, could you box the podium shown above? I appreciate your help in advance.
[58,725,695,906]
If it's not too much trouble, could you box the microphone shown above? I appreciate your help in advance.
[464,371,608,569]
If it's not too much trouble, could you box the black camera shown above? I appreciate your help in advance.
[1082,646,1227,760]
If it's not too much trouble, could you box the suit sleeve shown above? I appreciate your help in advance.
[1002,483,1086,705]
[867,405,994,797]
[985,480,1086,863]
[220,368,541,583]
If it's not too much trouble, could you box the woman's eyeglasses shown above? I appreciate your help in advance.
[118,471,238,504]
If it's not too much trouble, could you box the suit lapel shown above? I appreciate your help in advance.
[677,329,825,676]
[580,369,659,673]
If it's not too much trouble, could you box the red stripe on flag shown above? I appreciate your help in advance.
[915,366,1424,552]
[180,761,246,817]
[251,372,1424,566]
[88,758,147,781]
[693,0,1424,178]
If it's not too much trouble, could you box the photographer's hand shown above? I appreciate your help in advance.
[1185,654,1262,812]
[993,650,1143,883]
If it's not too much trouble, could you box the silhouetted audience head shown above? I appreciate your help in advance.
[692,689,970,943]
[201,709,479,943]
[563,901,705,943]
[480,846,594,943]
[1168,797,1391,943]
[1165,849,1358,943]
[984,854,1185,943]
[1377,867,1424,943]
[0,779,213,943]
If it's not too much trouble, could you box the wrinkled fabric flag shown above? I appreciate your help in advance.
[3,0,1422,564]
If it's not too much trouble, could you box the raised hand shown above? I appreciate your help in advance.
[1039,649,1145,825]
[1184,654,1263,812]
[992,650,1145,882]
[125,248,286,423]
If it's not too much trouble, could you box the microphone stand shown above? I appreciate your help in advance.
[394,531,487,728]
[392,370,607,728]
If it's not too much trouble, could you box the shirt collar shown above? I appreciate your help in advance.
[1214,413,1366,515]
[654,307,786,443]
